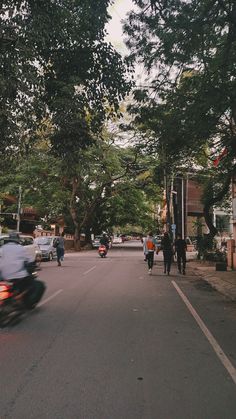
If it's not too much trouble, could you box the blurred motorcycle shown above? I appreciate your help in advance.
[98,245,108,258]
[0,268,46,327]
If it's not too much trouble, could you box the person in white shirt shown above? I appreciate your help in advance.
[0,232,46,308]
[0,232,33,288]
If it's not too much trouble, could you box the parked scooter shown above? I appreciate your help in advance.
[0,268,46,327]
[98,244,108,258]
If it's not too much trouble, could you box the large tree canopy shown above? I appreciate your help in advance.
[124,0,236,235]
[0,0,130,158]
[125,0,236,156]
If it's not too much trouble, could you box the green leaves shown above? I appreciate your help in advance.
[0,0,130,161]
[125,0,236,165]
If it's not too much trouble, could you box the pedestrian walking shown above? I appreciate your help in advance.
[141,236,147,261]
[144,231,156,275]
[174,234,187,274]
[54,232,65,267]
[161,232,173,275]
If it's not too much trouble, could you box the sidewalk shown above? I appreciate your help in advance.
[188,259,236,301]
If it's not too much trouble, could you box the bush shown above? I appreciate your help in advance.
[196,235,216,260]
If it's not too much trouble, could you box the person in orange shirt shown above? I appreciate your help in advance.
[144,231,156,275]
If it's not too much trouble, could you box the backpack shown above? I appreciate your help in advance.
[53,238,59,248]
[146,239,155,251]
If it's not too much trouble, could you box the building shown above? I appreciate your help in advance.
[161,175,232,240]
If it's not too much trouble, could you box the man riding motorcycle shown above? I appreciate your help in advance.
[100,233,110,251]
[0,232,45,308]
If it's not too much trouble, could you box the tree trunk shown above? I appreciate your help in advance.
[203,172,232,238]
[69,177,81,251]
[203,204,218,238]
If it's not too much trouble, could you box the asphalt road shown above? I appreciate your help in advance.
[1,241,236,419]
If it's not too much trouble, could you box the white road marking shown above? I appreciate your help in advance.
[38,289,63,307]
[172,280,236,385]
[83,266,96,275]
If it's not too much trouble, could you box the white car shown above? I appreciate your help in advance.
[34,236,58,261]
[0,234,42,268]
[112,236,122,244]
[91,236,103,248]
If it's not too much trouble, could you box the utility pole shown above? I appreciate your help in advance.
[181,177,185,239]
[0,204,2,235]
[164,168,171,233]
[16,186,22,233]
[232,175,236,269]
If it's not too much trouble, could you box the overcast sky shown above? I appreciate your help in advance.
[106,0,134,55]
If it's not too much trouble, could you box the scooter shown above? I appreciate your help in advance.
[98,245,108,258]
[0,271,46,327]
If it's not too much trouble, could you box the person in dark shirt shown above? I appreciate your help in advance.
[161,232,173,275]
[100,233,109,250]
[54,232,65,267]
[174,234,187,274]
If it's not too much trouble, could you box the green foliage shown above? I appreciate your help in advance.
[1,1,171,239]
[124,0,236,235]
[0,0,131,160]
[125,0,236,163]
[0,152,70,221]
[0,130,165,239]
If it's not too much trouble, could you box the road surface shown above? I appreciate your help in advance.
[1,241,236,418]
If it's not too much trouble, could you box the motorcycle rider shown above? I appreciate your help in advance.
[0,232,38,299]
[100,233,109,251]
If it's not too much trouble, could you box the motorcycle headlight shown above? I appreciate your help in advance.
[0,284,12,300]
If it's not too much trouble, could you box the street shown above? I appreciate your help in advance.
[1,242,236,419]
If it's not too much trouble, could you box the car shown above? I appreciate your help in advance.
[112,235,122,244]
[91,236,103,248]
[0,234,42,268]
[34,236,58,261]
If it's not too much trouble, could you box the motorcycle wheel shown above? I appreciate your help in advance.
[0,308,23,327]
[24,279,46,309]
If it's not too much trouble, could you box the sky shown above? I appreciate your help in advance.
[106,0,134,55]
[106,0,146,85]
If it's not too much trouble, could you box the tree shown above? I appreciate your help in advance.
[1,1,133,244]
[124,0,236,235]
[0,150,69,228]
[0,134,161,242]
[0,1,130,158]
[61,137,151,246]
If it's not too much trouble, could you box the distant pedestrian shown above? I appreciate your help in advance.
[161,232,173,275]
[144,231,156,275]
[174,234,187,275]
[54,232,65,267]
[141,236,147,261]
